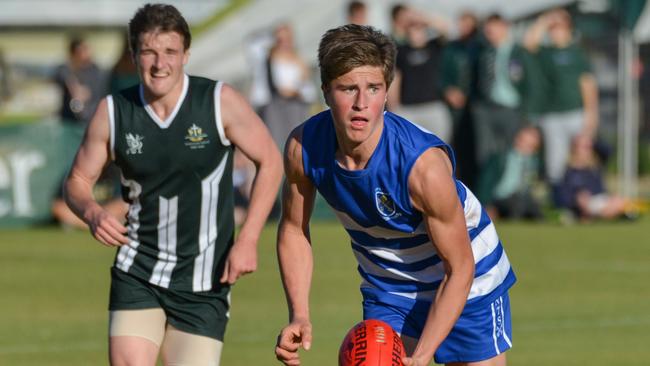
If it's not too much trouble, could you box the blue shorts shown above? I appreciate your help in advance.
[363,293,513,364]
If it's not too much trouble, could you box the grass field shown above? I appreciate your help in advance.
[1,217,649,365]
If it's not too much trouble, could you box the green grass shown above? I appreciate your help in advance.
[1,217,649,365]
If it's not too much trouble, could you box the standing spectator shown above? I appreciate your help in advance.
[52,36,124,229]
[53,36,106,125]
[473,14,526,205]
[389,4,411,46]
[109,32,140,95]
[0,48,11,107]
[346,1,367,25]
[524,8,599,207]
[244,27,275,116]
[441,10,482,189]
[388,19,452,142]
[492,126,543,220]
[264,23,315,150]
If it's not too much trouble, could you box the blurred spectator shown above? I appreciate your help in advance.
[53,36,106,124]
[561,134,635,221]
[245,27,275,116]
[51,36,126,229]
[524,8,599,207]
[388,19,452,142]
[109,32,139,95]
[473,14,526,205]
[441,10,481,189]
[0,48,11,107]
[491,126,543,220]
[264,23,315,149]
[390,4,411,46]
[346,1,367,25]
[390,3,449,47]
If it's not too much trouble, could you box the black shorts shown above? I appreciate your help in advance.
[109,267,230,341]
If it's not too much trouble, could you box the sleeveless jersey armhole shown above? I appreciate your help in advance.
[107,95,116,161]
[213,81,231,146]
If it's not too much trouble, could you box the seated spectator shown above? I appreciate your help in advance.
[491,126,543,220]
[561,134,636,221]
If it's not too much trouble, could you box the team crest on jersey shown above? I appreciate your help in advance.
[125,133,144,155]
[184,123,210,149]
[375,188,400,220]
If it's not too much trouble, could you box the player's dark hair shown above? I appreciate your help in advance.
[128,3,191,55]
[318,24,396,89]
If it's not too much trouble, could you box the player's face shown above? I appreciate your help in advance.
[135,30,189,99]
[324,65,387,147]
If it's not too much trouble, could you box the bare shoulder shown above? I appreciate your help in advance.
[284,124,307,180]
[218,82,253,122]
[85,97,111,141]
[408,147,455,212]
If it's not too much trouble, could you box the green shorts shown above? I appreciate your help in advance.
[109,267,230,341]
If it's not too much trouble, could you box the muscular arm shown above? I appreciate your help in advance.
[64,98,128,246]
[404,147,475,365]
[220,83,283,284]
[275,126,317,365]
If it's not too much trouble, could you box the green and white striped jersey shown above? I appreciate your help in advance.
[108,75,235,292]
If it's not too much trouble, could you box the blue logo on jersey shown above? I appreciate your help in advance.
[375,188,399,220]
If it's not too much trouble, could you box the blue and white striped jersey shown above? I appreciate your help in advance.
[302,110,515,313]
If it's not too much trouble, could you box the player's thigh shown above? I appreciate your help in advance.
[109,308,167,366]
[161,325,223,366]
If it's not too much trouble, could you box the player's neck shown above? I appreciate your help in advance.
[335,123,383,171]
[143,76,186,121]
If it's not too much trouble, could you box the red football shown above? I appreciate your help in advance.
[339,319,405,366]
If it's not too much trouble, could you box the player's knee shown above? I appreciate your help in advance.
[110,335,160,366]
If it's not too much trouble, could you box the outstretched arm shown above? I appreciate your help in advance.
[403,147,475,366]
[220,83,284,284]
[523,13,551,53]
[275,126,317,366]
[64,98,129,247]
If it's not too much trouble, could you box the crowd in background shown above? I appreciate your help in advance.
[39,1,646,227]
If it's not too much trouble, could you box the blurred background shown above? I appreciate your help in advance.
[1,0,649,365]
[0,0,648,226]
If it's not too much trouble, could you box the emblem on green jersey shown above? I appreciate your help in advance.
[184,123,210,149]
[125,133,144,155]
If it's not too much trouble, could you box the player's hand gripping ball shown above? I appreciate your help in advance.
[339,319,405,366]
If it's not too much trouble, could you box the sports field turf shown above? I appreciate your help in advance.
[1,216,649,365]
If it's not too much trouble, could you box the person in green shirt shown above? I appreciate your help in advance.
[524,8,599,207]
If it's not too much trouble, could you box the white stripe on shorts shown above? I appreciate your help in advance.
[491,298,501,355]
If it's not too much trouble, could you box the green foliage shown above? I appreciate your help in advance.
[1,217,649,365]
